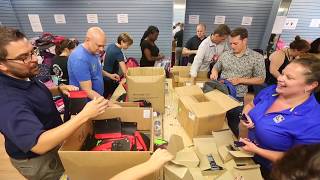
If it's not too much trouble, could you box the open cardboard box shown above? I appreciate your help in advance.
[171,66,209,88]
[178,88,240,139]
[127,67,165,113]
[58,107,156,180]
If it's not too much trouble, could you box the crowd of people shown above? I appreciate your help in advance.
[1,21,320,179]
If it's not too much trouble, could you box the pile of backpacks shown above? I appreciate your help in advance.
[81,117,150,151]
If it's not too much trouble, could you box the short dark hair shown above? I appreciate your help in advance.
[0,26,26,61]
[290,36,310,52]
[271,144,320,180]
[292,54,320,92]
[55,39,77,55]
[230,27,248,40]
[213,24,231,36]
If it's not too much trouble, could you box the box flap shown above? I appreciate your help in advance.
[175,85,203,97]
[195,148,224,172]
[167,134,185,156]
[193,137,218,155]
[127,67,165,76]
[190,101,227,118]
[164,162,193,180]
[172,149,200,168]
[94,107,152,131]
[218,145,233,163]
[212,129,236,147]
[229,150,254,158]
[205,90,241,111]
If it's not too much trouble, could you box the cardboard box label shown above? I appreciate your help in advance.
[143,109,151,118]
[188,112,196,121]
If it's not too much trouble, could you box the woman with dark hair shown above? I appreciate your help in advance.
[240,55,320,178]
[51,39,77,84]
[266,36,310,85]
[140,25,164,67]
[309,37,320,59]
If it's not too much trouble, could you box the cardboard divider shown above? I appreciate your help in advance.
[171,66,209,88]
[58,107,155,180]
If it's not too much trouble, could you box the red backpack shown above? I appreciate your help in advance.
[126,57,139,68]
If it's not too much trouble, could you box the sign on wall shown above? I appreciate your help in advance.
[283,18,299,30]
[188,15,199,24]
[28,14,43,32]
[309,19,320,28]
[214,16,225,24]
[241,16,253,26]
[54,14,66,24]
[87,14,99,24]
[117,14,129,23]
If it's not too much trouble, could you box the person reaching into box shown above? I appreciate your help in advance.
[103,32,133,98]
[239,55,320,178]
[0,26,109,179]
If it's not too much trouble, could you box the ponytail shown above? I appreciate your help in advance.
[140,25,159,46]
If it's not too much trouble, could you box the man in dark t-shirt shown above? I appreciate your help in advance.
[182,23,206,64]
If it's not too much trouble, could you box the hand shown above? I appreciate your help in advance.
[210,72,218,80]
[110,74,120,81]
[158,54,165,60]
[59,84,79,96]
[228,78,242,85]
[239,138,259,154]
[79,97,108,120]
[147,149,174,171]
[240,114,255,129]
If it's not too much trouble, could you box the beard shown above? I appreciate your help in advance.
[6,62,39,79]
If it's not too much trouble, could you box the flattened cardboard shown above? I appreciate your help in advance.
[177,90,240,139]
[58,107,155,180]
[127,67,165,113]
[167,135,200,168]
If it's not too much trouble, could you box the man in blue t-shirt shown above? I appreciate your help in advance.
[68,27,120,99]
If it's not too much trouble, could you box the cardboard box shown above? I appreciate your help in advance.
[171,66,209,88]
[178,88,240,139]
[58,107,155,180]
[127,67,165,113]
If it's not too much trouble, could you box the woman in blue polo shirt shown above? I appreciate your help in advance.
[239,55,320,177]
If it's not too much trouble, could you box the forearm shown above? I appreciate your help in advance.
[254,147,285,162]
[240,77,264,85]
[31,113,89,154]
[270,70,281,79]
[110,161,155,180]
[85,89,102,100]
[102,70,112,78]
[190,57,202,77]
[182,48,196,56]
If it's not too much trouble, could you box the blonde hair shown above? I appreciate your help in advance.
[117,32,133,45]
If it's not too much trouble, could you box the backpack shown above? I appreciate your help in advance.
[126,57,139,68]
[90,118,149,151]
[202,79,237,98]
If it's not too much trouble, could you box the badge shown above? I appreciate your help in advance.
[273,115,285,123]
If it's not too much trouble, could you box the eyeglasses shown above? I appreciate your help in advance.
[5,48,38,63]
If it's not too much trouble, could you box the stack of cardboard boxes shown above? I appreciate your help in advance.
[171,66,209,88]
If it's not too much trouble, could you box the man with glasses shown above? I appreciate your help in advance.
[0,26,109,179]
[210,27,265,137]
[68,27,120,99]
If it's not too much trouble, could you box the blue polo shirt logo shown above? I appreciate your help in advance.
[273,115,285,123]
